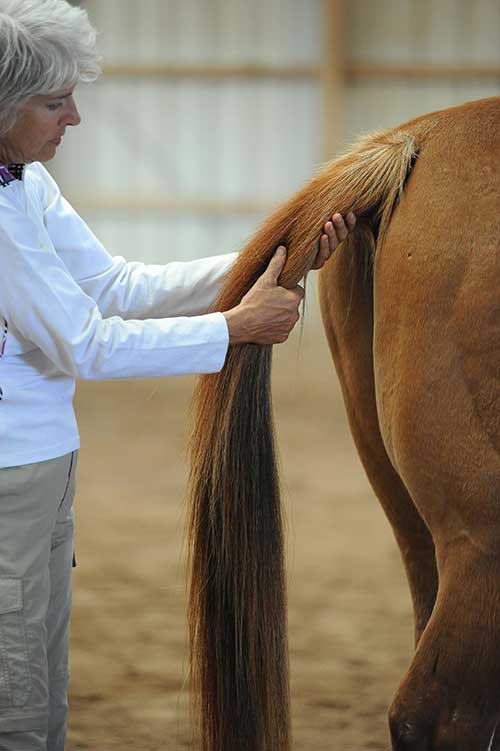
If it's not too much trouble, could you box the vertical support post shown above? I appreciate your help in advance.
[321,0,345,161]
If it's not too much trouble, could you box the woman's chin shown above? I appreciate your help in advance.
[37,144,58,162]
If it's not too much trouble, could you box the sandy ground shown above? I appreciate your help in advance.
[67,325,414,751]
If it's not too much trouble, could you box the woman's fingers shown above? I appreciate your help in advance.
[227,210,358,342]
[311,235,330,270]
[312,211,357,269]
[346,211,356,230]
[255,245,287,287]
[331,213,349,243]
[224,253,305,345]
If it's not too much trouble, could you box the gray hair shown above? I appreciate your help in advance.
[0,0,101,134]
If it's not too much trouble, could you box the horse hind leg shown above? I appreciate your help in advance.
[322,232,500,749]
[372,153,500,748]
[377,372,500,749]
[318,228,438,646]
[388,546,500,750]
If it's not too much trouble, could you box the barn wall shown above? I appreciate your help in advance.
[52,0,321,264]
[51,0,500,269]
[345,0,500,139]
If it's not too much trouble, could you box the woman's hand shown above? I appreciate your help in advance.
[223,247,303,345]
[312,211,356,269]
[223,211,356,345]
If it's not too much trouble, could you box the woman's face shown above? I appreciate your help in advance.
[0,86,81,164]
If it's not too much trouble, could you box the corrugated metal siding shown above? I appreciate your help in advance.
[51,0,500,265]
[91,0,320,66]
[345,0,500,139]
[348,0,500,64]
[52,0,321,262]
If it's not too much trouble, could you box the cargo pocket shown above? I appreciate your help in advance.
[0,579,31,708]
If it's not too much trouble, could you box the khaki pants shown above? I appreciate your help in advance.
[0,452,77,751]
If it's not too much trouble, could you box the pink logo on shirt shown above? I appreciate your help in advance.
[0,165,15,187]
[0,318,7,357]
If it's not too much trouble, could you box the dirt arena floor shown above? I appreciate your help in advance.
[67,322,415,751]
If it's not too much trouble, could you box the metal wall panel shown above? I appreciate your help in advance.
[52,0,321,263]
[348,0,500,64]
[56,77,320,261]
[51,0,500,267]
[345,0,500,139]
[65,77,319,200]
[87,0,321,65]
[345,78,500,142]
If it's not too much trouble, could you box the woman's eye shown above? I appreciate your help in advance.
[47,103,62,111]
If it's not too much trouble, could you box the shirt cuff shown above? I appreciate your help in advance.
[203,311,229,373]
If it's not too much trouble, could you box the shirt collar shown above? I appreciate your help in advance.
[0,164,25,186]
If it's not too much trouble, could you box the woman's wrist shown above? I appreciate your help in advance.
[223,307,246,345]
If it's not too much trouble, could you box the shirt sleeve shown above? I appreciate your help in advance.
[40,165,237,319]
[0,198,229,380]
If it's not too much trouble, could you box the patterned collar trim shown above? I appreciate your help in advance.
[0,163,25,187]
[8,164,25,180]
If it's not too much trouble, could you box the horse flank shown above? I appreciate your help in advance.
[187,122,423,751]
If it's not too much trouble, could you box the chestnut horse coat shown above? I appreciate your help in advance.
[189,97,500,751]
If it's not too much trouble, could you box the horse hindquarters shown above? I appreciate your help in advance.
[373,97,500,749]
[318,229,438,646]
[189,94,500,751]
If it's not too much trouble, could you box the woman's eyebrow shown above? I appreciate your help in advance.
[48,92,73,100]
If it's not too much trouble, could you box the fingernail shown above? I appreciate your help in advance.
[276,246,286,255]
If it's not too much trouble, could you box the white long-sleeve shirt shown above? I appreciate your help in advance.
[0,162,237,467]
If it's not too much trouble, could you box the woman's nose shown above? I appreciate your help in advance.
[63,96,81,127]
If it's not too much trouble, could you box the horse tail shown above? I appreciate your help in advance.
[187,125,419,751]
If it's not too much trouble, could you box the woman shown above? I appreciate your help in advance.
[0,1,355,749]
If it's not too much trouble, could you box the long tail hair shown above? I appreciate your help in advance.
[187,126,419,751]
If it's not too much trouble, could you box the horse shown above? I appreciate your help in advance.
[187,96,500,751]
